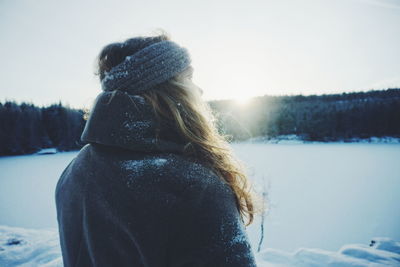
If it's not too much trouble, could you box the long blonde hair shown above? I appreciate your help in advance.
[139,68,258,226]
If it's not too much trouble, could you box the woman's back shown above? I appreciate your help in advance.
[56,90,257,266]
[56,34,258,266]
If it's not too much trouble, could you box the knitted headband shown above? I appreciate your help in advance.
[101,40,191,94]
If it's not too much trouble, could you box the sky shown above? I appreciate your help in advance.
[0,0,399,108]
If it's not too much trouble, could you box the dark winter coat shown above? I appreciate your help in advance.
[55,90,257,267]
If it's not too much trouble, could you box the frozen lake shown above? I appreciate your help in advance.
[0,143,399,253]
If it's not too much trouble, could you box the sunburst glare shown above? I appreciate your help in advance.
[233,95,252,106]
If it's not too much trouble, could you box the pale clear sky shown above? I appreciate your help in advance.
[1,0,399,108]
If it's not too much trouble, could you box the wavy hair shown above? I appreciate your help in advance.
[96,33,260,225]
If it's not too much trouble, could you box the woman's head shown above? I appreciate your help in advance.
[97,34,191,94]
[97,34,168,81]
[95,34,259,225]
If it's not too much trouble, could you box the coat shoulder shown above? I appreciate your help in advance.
[117,151,227,192]
[85,143,228,197]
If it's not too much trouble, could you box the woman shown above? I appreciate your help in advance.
[55,33,258,267]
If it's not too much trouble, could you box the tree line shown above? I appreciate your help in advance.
[209,88,400,141]
[0,88,399,156]
[0,102,85,156]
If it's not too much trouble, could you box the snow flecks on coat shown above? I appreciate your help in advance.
[121,157,168,172]
[180,160,218,186]
[120,108,153,142]
[217,202,255,264]
[122,120,151,132]
[229,223,248,247]
[120,95,152,140]
[120,157,169,188]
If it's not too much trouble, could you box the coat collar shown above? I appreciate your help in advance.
[81,90,187,153]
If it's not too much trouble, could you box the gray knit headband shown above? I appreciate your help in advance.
[101,40,191,93]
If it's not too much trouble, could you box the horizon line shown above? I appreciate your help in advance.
[1,87,399,109]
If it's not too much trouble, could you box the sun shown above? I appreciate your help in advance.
[233,95,252,106]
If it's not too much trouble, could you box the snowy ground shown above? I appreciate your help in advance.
[0,143,399,266]
[238,143,400,252]
[0,152,77,229]
[1,225,399,267]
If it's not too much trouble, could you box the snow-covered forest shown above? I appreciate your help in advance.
[210,88,400,141]
[0,102,85,155]
[1,89,399,156]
